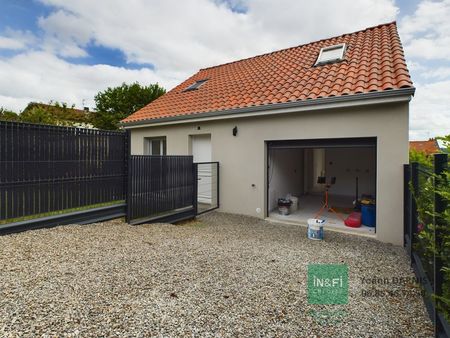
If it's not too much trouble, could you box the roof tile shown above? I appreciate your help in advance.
[410,140,441,155]
[123,22,413,124]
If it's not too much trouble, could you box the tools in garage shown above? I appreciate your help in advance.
[314,176,345,221]
[346,176,376,228]
[344,199,376,228]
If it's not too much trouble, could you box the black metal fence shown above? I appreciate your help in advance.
[196,162,219,215]
[0,121,220,233]
[0,121,128,227]
[404,153,449,338]
[126,155,197,224]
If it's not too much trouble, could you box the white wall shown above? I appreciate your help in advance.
[268,148,304,211]
[304,149,314,193]
[128,101,409,245]
[324,147,376,197]
[311,148,326,193]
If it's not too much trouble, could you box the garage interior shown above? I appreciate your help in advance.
[267,138,377,235]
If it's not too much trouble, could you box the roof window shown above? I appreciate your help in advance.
[184,79,208,91]
[315,43,346,66]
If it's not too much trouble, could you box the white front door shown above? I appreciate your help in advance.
[191,134,212,204]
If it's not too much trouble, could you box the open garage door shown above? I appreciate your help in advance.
[267,137,377,234]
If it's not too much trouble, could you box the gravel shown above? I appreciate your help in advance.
[0,212,433,337]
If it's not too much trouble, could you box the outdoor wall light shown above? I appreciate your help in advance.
[232,126,238,136]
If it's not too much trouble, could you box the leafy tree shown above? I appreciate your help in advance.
[438,135,450,154]
[20,101,91,127]
[409,148,433,167]
[92,82,166,130]
[410,136,450,321]
[0,107,20,121]
[20,105,58,125]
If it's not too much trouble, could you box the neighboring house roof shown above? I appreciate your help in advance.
[23,102,93,127]
[122,21,413,125]
[410,139,441,155]
[24,102,89,120]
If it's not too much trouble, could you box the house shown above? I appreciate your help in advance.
[121,22,414,245]
[410,139,441,155]
[22,102,93,128]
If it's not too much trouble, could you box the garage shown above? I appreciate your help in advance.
[267,137,377,235]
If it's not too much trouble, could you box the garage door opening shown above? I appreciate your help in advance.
[267,138,376,235]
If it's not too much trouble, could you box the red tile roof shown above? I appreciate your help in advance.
[410,140,441,155]
[123,22,413,124]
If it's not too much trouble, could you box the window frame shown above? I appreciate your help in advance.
[314,43,346,66]
[144,137,167,155]
[183,79,208,92]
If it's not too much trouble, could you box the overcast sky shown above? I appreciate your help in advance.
[0,0,449,140]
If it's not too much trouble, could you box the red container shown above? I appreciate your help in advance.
[345,212,362,228]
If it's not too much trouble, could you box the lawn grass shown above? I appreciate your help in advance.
[0,200,125,225]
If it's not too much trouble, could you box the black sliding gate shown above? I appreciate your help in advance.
[126,155,198,225]
[126,156,220,225]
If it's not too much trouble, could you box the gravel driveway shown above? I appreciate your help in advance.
[0,212,433,337]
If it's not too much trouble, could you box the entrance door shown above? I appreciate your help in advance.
[191,134,212,204]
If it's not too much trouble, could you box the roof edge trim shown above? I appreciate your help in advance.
[121,87,415,128]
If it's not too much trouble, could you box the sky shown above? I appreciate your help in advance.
[0,0,449,140]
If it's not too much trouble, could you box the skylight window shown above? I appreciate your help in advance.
[184,79,208,91]
[315,43,346,66]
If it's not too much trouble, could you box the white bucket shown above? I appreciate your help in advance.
[307,218,325,240]
[290,196,299,212]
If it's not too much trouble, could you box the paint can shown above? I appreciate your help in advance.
[277,198,292,215]
[307,218,325,240]
[278,206,290,215]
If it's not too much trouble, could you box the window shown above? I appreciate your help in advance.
[144,137,167,155]
[184,79,208,91]
[315,43,346,66]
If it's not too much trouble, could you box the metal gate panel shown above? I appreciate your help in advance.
[126,155,197,225]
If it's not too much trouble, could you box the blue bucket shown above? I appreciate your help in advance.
[361,204,376,227]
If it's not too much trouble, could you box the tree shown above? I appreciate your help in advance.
[20,102,92,127]
[438,135,450,154]
[20,105,58,125]
[92,82,166,130]
[409,134,450,321]
[0,107,20,122]
[409,148,433,167]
